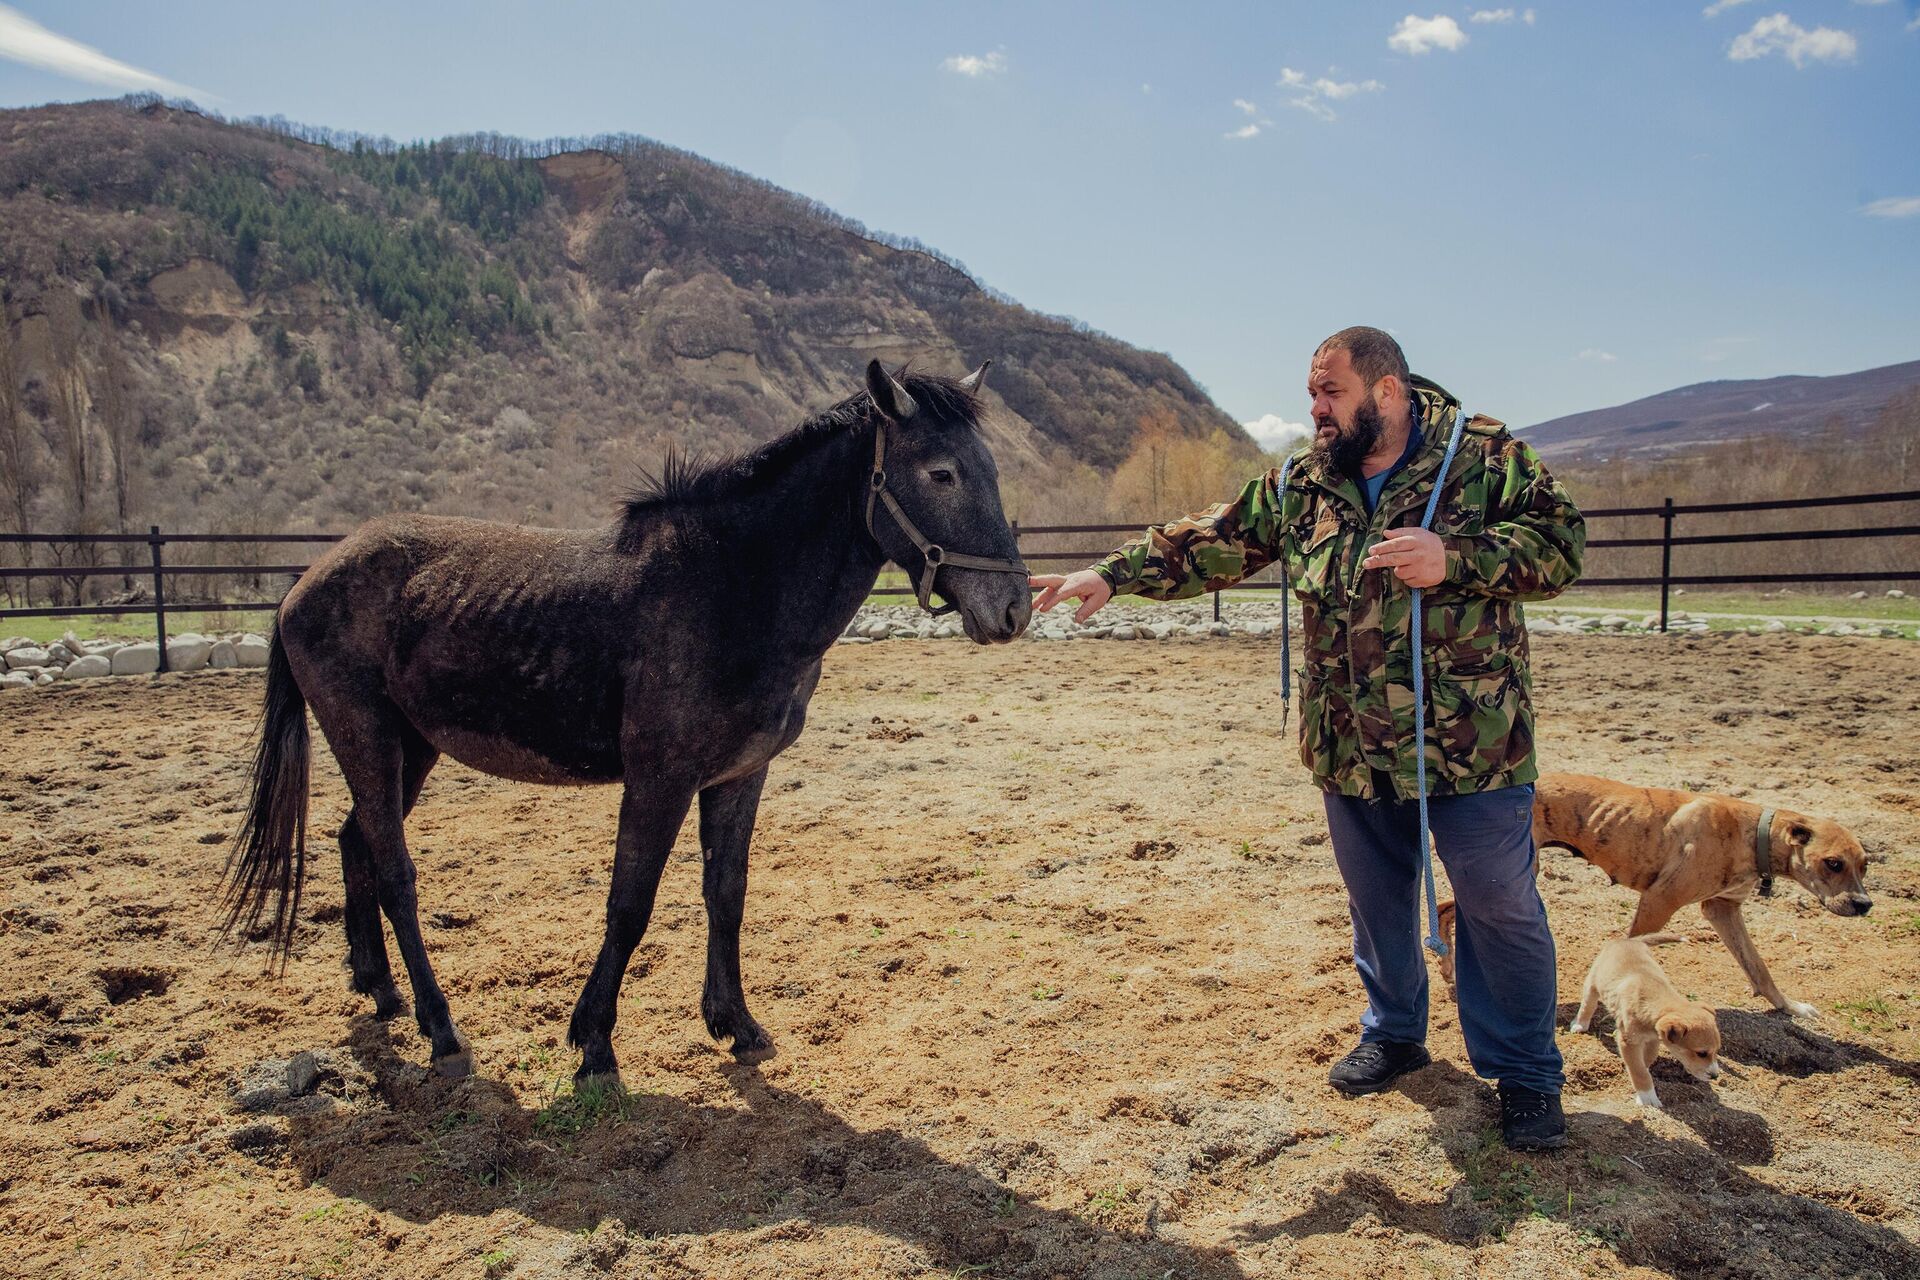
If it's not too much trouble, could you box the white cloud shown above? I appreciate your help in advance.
[1470,9,1516,23]
[0,3,207,98]
[1275,66,1384,123]
[1861,195,1920,217]
[1388,15,1469,54]
[1578,348,1619,363]
[1702,0,1755,16]
[942,49,1007,78]
[1243,413,1314,452]
[1224,122,1263,140]
[1233,98,1259,115]
[1525,7,1537,21]
[1728,14,1858,65]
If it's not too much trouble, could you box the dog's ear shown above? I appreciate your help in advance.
[1786,823,1813,848]
[1659,1015,1683,1044]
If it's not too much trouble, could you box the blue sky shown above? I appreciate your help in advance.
[1,2,1916,440]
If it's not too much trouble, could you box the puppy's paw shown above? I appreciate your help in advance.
[1634,1089,1665,1110]
[1567,1020,1589,1035]
[1785,1000,1821,1020]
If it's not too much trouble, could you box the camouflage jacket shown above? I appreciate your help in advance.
[1092,376,1585,801]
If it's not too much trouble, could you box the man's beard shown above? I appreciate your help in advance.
[1312,397,1386,480]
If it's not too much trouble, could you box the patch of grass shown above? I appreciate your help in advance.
[299,1202,341,1225]
[479,1246,515,1275]
[1834,993,1899,1033]
[1030,983,1061,1001]
[1082,1180,1137,1226]
[533,1077,634,1138]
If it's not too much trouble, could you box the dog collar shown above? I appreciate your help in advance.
[1756,808,1776,898]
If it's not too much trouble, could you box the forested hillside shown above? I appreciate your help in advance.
[0,97,1249,603]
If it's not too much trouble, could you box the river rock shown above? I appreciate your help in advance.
[1764,620,1787,632]
[1110,623,1137,641]
[235,635,270,667]
[60,655,111,680]
[209,640,239,668]
[112,642,161,675]
[0,672,30,692]
[4,646,49,670]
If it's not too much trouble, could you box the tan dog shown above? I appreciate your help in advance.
[1439,773,1873,1017]
[1569,934,1721,1108]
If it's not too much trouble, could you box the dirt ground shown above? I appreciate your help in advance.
[2,631,1917,1280]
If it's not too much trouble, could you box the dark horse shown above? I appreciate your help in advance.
[224,360,1030,1080]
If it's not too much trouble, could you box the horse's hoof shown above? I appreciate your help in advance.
[371,985,407,1021]
[431,1032,474,1079]
[574,1066,624,1089]
[731,1032,777,1065]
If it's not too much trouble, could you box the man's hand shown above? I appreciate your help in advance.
[1361,527,1447,588]
[1029,570,1113,623]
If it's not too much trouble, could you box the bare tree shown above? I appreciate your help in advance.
[0,304,39,607]
[93,301,139,590]
[43,291,99,602]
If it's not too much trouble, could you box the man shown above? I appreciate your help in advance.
[1031,327,1585,1151]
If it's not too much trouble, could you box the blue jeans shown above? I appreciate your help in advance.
[1322,780,1564,1094]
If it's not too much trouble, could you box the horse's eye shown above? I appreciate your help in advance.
[1825,857,1846,874]
[928,468,956,485]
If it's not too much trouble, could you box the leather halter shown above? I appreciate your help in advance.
[864,418,1028,616]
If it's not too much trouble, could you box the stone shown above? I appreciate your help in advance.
[166,634,214,672]
[1764,620,1788,632]
[1110,624,1137,641]
[209,640,239,668]
[1889,589,1907,599]
[1209,623,1232,637]
[59,655,111,680]
[112,643,161,676]
[0,672,30,692]
[862,620,892,640]
[1642,615,1660,630]
[285,1050,320,1098]
[4,646,49,670]
[1600,615,1630,631]
[1849,591,1868,600]
[835,635,872,645]
[235,635,270,667]
[34,671,53,685]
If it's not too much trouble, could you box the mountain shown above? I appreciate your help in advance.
[1519,359,1920,461]
[0,98,1244,537]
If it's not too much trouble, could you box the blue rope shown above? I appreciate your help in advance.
[1276,408,1468,958]
[1413,409,1470,958]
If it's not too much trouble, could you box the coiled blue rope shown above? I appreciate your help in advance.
[1276,408,1470,959]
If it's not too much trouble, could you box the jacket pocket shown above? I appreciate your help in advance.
[1292,511,1344,603]
[1425,658,1525,782]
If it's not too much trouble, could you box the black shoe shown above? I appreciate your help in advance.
[1499,1084,1568,1151]
[1328,1040,1431,1095]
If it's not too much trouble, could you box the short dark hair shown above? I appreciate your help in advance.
[1316,326,1410,392]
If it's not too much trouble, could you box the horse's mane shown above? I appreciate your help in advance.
[620,371,983,520]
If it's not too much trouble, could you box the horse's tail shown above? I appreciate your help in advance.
[222,625,311,970]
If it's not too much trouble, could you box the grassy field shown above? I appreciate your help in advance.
[0,610,277,647]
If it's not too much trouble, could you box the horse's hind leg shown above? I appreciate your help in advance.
[699,767,774,1062]
[339,729,439,1022]
[310,692,469,1076]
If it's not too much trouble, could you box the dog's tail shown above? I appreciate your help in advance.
[1633,932,1689,947]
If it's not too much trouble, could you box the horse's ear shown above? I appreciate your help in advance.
[865,358,918,422]
[958,360,992,396]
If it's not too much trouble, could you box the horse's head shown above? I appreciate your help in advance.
[863,359,1031,644]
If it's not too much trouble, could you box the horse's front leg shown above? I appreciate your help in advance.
[568,779,694,1082]
[699,766,774,1062]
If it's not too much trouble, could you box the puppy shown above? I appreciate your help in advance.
[1569,934,1721,1109]
[1440,773,1873,1018]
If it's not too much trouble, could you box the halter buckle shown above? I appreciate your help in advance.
[923,545,944,566]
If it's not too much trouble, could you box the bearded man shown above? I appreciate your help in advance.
[1030,326,1586,1150]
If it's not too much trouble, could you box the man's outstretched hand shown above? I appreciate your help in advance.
[1029,570,1113,624]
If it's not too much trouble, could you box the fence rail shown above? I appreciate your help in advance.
[3,488,1916,669]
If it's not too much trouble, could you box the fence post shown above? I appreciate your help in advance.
[1214,589,1222,623]
[1658,497,1675,634]
[149,525,170,672]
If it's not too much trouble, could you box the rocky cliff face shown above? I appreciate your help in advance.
[0,99,1242,534]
